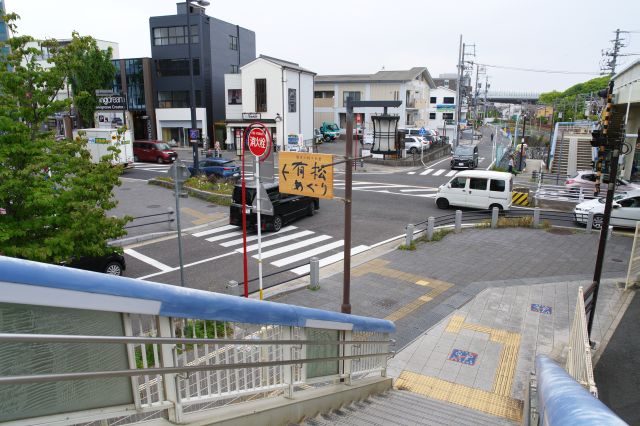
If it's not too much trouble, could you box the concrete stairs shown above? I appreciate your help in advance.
[551,137,593,175]
[299,390,517,426]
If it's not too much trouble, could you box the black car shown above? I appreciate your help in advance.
[450,144,479,169]
[229,183,319,231]
[66,253,126,276]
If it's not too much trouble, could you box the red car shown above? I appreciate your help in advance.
[133,140,178,163]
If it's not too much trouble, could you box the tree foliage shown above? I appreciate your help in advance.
[538,76,611,122]
[0,16,128,263]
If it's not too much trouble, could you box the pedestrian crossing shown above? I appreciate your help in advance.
[189,224,369,276]
[333,180,439,198]
[407,168,457,177]
[132,162,173,173]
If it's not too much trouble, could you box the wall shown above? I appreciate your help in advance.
[369,83,401,101]
[224,73,242,120]
[155,107,207,143]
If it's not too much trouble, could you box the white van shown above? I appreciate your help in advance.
[435,170,513,210]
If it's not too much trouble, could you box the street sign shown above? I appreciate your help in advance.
[248,127,270,157]
[279,152,333,199]
[168,161,191,183]
[419,127,427,136]
[189,128,200,143]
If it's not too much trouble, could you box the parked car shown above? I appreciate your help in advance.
[133,140,178,163]
[574,189,640,229]
[436,170,512,210]
[565,171,640,196]
[403,136,429,154]
[229,183,319,232]
[450,144,479,169]
[64,253,126,276]
[188,159,240,180]
[319,122,341,141]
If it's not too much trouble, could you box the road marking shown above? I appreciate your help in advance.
[271,240,345,267]
[220,226,297,247]
[432,169,445,176]
[291,245,369,275]
[348,184,404,190]
[419,169,433,176]
[237,230,315,253]
[255,234,333,260]
[399,188,438,192]
[192,224,237,238]
[445,170,457,176]
[205,230,243,242]
[136,251,236,280]
[124,248,173,272]
[407,171,416,175]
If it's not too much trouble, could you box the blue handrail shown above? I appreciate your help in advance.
[0,256,395,333]
[536,355,627,425]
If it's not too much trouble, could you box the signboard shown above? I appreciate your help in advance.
[287,134,303,152]
[96,95,127,111]
[242,112,261,120]
[419,127,427,136]
[247,127,270,157]
[436,104,455,111]
[279,152,333,199]
[189,128,200,143]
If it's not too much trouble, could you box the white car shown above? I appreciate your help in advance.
[574,189,640,229]
[403,136,429,154]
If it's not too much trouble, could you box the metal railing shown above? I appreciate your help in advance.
[123,209,175,230]
[565,287,598,397]
[0,256,394,425]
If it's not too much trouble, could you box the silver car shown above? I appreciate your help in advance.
[565,171,639,196]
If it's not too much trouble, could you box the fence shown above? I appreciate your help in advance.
[123,210,175,230]
[565,287,598,397]
[0,256,394,425]
[625,222,640,290]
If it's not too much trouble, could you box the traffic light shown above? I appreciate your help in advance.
[591,129,606,148]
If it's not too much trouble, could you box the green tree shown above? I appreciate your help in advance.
[0,16,128,263]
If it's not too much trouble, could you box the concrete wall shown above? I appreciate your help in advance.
[224,73,242,120]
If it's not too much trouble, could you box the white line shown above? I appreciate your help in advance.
[350,185,404,190]
[220,225,297,247]
[124,249,173,272]
[205,230,243,242]
[192,224,237,238]
[237,230,314,253]
[137,251,236,280]
[420,169,433,176]
[432,169,445,176]
[291,245,369,275]
[407,171,416,175]
[399,188,438,192]
[271,240,345,267]
[254,235,333,260]
[445,170,457,177]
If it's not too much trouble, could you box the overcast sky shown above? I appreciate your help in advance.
[6,0,640,93]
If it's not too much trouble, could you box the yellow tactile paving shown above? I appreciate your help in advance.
[384,281,453,322]
[352,259,427,283]
[395,371,523,422]
[181,207,225,225]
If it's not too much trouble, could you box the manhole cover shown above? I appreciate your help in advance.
[374,298,398,308]
[546,228,573,235]
[611,258,623,263]
[206,204,217,208]
[146,205,161,209]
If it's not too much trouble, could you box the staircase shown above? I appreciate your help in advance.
[551,136,593,175]
[576,140,593,172]
[300,389,517,426]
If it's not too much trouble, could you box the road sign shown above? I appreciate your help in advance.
[168,161,191,183]
[248,127,270,157]
[419,127,427,136]
[279,152,333,199]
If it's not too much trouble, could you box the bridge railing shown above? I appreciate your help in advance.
[0,256,395,425]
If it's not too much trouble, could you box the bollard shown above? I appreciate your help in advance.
[427,217,435,241]
[608,225,613,241]
[309,257,320,290]
[533,207,540,228]
[455,210,462,233]
[225,280,240,296]
[578,187,584,203]
[405,224,414,247]
[586,212,594,234]
[167,207,176,231]
[491,207,499,229]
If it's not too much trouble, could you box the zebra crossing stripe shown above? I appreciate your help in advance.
[290,245,370,275]
[399,188,438,192]
[254,235,333,260]
[408,171,416,175]
[192,224,237,238]
[432,169,445,176]
[445,170,457,177]
[205,231,243,242]
[219,226,297,247]
[419,169,433,176]
[237,230,314,253]
[271,240,345,267]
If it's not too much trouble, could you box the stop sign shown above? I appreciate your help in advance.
[247,127,270,157]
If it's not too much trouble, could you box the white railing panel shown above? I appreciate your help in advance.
[565,287,598,397]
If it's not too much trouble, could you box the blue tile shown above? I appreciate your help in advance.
[531,304,552,314]
[448,349,478,366]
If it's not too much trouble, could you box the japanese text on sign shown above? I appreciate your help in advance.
[279,152,333,199]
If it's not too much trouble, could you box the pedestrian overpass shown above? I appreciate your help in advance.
[485,91,540,104]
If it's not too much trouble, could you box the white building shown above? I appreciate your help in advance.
[224,55,315,152]
[313,67,435,133]
[428,86,457,135]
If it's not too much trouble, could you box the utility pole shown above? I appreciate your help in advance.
[483,74,489,121]
[601,29,631,76]
[519,112,527,171]
[455,35,463,148]
[473,64,480,123]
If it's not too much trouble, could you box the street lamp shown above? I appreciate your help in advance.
[186,0,210,175]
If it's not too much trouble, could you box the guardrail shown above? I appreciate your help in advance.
[565,287,598,397]
[0,256,395,425]
[123,209,175,230]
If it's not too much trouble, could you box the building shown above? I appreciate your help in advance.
[612,59,640,180]
[313,67,435,133]
[224,55,315,152]
[111,58,157,140]
[428,86,457,135]
[149,2,255,146]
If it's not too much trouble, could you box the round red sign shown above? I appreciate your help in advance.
[247,128,269,157]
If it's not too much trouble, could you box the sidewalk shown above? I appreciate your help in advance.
[269,226,635,423]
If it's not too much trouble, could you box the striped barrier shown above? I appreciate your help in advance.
[512,191,529,206]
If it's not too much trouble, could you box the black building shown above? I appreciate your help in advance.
[112,58,157,140]
[149,2,255,146]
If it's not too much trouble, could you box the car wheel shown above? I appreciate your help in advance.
[313,199,320,210]
[104,261,123,276]
[134,155,139,162]
[592,214,604,230]
[307,203,315,217]
[157,157,163,164]
[436,198,449,209]
[489,203,503,211]
[272,215,283,232]
[410,147,419,154]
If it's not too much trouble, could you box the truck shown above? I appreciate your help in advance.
[319,122,341,142]
[72,128,134,168]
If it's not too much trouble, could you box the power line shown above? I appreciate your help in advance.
[475,62,600,75]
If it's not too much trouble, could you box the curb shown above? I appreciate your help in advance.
[148,178,232,204]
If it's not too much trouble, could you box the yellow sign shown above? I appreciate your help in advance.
[279,152,333,199]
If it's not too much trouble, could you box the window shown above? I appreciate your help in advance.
[230,64,239,73]
[444,79,449,88]
[314,91,334,98]
[442,113,454,120]
[155,58,199,77]
[157,90,201,108]
[393,90,400,101]
[469,178,488,190]
[450,177,467,189]
[288,88,296,113]
[443,97,455,104]
[430,96,436,104]
[228,89,242,105]
[429,112,436,119]
[255,79,267,112]
[153,25,198,45]
[490,179,506,192]
[229,35,238,50]
[343,91,360,106]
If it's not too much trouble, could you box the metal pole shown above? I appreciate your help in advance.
[256,159,264,300]
[241,132,249,297]
[186,0,199,174]
[342,101,354,314]
[519,115,526,171]
[174,164,185,287]
[454,35,463,148]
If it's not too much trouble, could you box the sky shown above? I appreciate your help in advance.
[6,0,640,93]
